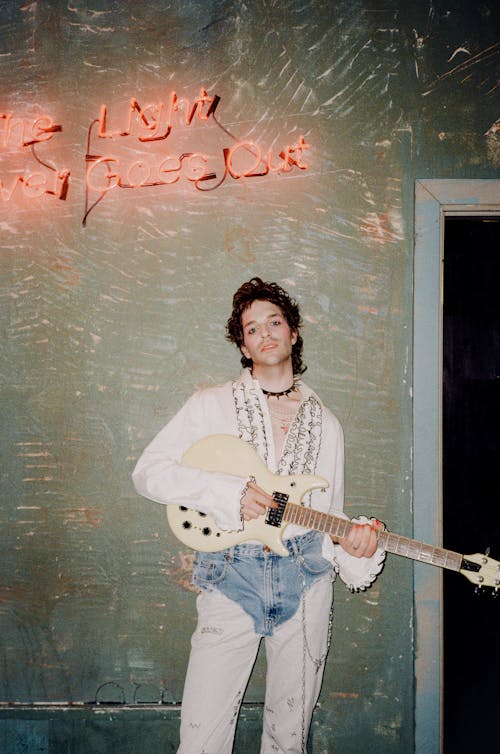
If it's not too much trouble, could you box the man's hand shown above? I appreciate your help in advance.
[241,480,277,521]
[335,519,384,558]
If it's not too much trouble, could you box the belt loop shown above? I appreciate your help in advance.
[288,535,300,557]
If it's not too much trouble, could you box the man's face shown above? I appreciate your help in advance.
[240,299,297,370]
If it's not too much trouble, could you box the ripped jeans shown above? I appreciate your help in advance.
[178,532,335,754]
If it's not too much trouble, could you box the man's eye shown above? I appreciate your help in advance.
[247,327,256,335]
[271,320,282,326]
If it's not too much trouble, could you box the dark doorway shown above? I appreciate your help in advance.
[442,216,500,753]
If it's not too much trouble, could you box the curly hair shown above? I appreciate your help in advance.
[226,277,306,375]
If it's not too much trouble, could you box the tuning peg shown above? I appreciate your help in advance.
[482,547,491,563]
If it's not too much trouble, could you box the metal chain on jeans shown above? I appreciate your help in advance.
[300,578,335,752]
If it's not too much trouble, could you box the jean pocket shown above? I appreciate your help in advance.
[297,537,333,577]
[193,552,230,587]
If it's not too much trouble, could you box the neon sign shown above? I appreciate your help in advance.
[0,112,70,202]
[97,89,221,140]
[0,87,310,225]
[0,112,63,148]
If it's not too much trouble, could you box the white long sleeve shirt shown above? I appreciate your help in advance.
[132,369,385,591]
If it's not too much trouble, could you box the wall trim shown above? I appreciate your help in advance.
[413,179,500,754]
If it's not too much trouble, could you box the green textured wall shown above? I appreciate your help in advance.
[1,1,498,752]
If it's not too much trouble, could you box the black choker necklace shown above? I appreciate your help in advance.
[261,383,296,399]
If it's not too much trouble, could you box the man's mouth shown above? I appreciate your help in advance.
[261,342,278,352]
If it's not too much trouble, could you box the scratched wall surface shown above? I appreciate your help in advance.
[0,0,498,751]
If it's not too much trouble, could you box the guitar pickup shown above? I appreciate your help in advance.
[265,491,289,527]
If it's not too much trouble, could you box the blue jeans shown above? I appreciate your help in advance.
[192,530,333,636]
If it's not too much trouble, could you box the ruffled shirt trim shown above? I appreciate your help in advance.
[233,370,323,493]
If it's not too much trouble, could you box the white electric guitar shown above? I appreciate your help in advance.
[167,434,500,591]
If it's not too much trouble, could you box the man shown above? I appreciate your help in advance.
[132,277,385,753]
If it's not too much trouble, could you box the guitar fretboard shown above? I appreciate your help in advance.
[283,502,463,572]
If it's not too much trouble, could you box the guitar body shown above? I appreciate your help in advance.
[166,433,329,556]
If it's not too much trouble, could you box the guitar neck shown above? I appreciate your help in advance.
[284,502,464,573]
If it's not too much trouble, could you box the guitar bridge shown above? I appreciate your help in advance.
[265,491,288,527]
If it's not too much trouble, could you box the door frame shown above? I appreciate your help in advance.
[413,179,500,753]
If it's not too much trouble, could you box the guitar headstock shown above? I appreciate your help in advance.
[459,552,500,592]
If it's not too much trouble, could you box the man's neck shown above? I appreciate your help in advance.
[251,363,295,393]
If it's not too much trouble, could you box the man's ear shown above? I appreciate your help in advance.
[241,345,250,360]
[291,331,298,346]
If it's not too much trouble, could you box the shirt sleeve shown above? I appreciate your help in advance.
[326,524,386,592]
[132,390,244,532]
